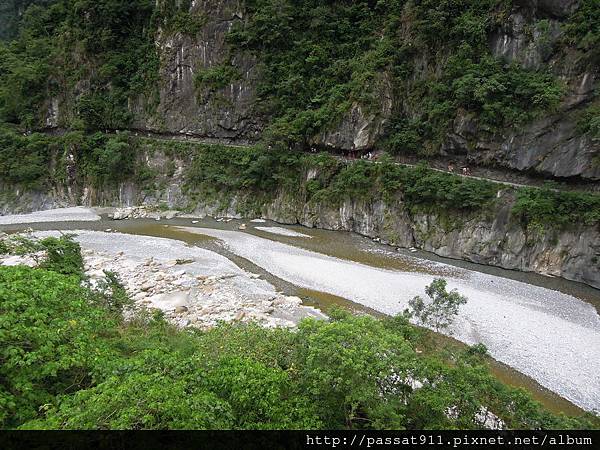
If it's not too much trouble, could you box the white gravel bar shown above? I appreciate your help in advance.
[177,226,600,412]
[27,230,325,329]
[0,207,100,224]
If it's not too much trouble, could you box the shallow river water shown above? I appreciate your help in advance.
[2,215,600,415]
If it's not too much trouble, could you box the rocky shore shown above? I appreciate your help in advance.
[0,230,326,329]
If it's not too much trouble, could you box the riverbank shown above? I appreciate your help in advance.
[176,225,600,413]
[2,208,599,413]
[2,137,599,290]
[0,229,325,329]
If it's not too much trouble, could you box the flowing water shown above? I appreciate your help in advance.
[3,215,600,416]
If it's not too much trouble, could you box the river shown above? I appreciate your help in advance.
[2,212,599,415]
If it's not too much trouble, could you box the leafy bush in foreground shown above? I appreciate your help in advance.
[0,266,116,427]
[1,258,596,430]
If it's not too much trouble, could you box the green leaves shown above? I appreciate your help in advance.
[0,0,159,130]
[513,187,600,228]
[563,0,600,66]
[294,312,414,429]
[0,266,115,428]
[194,65,242,92]
[2,265,595,430]
[37,235,84,278]
[0,126,52,188]
[31,350,235,430]
[406,279,468,332]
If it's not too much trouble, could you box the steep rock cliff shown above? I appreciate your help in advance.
[137,0,598,180]
[132,1,262,141]
[3,146,599,289]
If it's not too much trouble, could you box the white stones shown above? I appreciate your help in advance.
[0,254,38,267]
[9,230,326,338]
[191,220,199,224]
[238,223,247,230]
[272,296,303,308]
[0,207,100,224]
[111,208,133,220]
[111,207,179,221]
[250,218,267,223]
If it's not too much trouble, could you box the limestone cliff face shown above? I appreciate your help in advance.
[267,194,600,290]
[27,0,597,180]
[257,190,600,290]
[3,151,598,289]
[405,2,598,181]
[131,0,262,142]
[122,0,598,179]
[465,4,599,180]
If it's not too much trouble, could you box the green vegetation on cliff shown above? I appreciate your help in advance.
[229,0,565,151]
[182,142,600,227]
[0,126,152,189]
[0,0,577,148]
[183,145,499,212]
[1,239,596,429]
[2,126,600,228]
[0,0,160,130]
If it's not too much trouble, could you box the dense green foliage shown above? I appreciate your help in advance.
[0,266,115,427]
[513,186,600,228]
[3,127,599,228]
[1,247,596,429]
[0,0,226,132]
[563,0,600,66]
[0,234,84,277]
[0,127,148,188]
[577,104,600,139]
[407,278,468,332]
[0,127,51,188]
[0,0,160,131]
[0,0,593,153]
[184,146,499,214]
[183,143,600,227]
[0,6,57,128]
[228,0,564,151]
[195,65,242,92]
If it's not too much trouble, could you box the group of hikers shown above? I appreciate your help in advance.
[447,163,472,176]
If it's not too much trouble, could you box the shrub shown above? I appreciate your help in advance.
[406,278,468,332]
[195,65,241,91]
[38,235,84,278]
[0,266,115,428]
[513,187,600,227]
[4,269,596,430]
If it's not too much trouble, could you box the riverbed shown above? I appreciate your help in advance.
[1,209,599,415]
